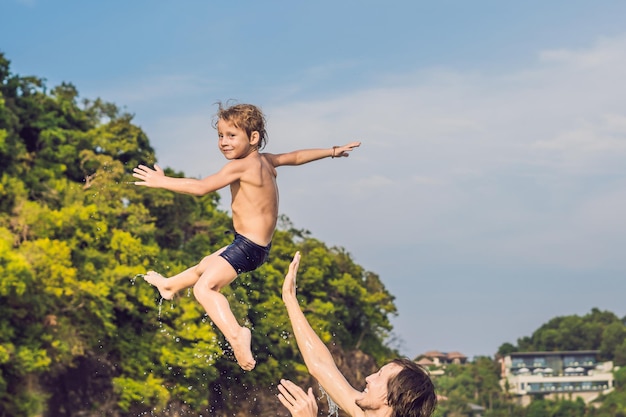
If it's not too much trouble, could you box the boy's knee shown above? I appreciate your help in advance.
[193,280,218,299]
[193,282,206,298]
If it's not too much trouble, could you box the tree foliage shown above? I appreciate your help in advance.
[0,52,397,417]
[497,308,626,365]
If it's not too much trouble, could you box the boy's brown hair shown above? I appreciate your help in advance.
[214,102,268,150]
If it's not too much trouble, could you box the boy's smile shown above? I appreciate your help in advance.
[217,119,258,160]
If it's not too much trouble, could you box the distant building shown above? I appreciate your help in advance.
[419,350,468,366]
[499,350,615,406]
[416,357,435,368]
[416,350,468,377]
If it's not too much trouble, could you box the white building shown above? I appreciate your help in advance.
[500,350,615,406]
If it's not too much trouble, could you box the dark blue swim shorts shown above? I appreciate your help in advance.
[219,233,271,274]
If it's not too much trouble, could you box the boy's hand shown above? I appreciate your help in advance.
[278,379,318,417]
[333,141,361,158]
[133,164,165,187]
[282,252,301,303]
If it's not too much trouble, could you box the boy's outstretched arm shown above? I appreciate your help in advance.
[270,141,360,167]
[133,162,244,196]
[282,252,362,416]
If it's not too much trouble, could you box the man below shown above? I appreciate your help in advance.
[279,252,437,417]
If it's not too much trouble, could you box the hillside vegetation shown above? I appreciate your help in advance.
[433,308,626,417]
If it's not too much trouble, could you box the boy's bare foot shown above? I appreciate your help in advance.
[229,326,256,371]
[143,271,177,300]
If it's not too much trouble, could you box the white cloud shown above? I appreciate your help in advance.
[534,116,626,153]
[540,35,626,68]
[410,175,443,186]
[263,34,626,269]
[352,175,395,190]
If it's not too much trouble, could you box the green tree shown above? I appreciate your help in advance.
[526,399,550,417]
[515,308,621,356]
[600,321,626,365]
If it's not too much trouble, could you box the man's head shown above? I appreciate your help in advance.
[356,359,436,417]
[214,102,268,150]
[387,358,437,417]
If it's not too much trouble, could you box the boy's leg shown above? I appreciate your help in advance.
[193,255,256,371]
[144,247,227,300]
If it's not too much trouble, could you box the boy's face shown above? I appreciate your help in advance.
[216,118,259,160]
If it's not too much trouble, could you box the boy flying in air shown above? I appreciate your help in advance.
[133,102,360,371]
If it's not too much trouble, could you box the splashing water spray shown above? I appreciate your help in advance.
[318,384,339,417]
[130,274,144,285]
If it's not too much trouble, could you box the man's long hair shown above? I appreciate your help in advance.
[387,358,437,417]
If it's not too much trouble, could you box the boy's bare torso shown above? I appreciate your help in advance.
[229,152,279,247]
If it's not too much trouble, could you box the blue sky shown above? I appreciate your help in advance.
[3,0,626,360]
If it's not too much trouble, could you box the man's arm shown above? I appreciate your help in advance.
[132,163,242,196]
[269,141,360,167]
[282,252,362,417]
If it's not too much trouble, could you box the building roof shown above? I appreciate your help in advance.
[423,350,447,358]
[417,358,434,366]
[508,350,599,357]
[421,350,467,360]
